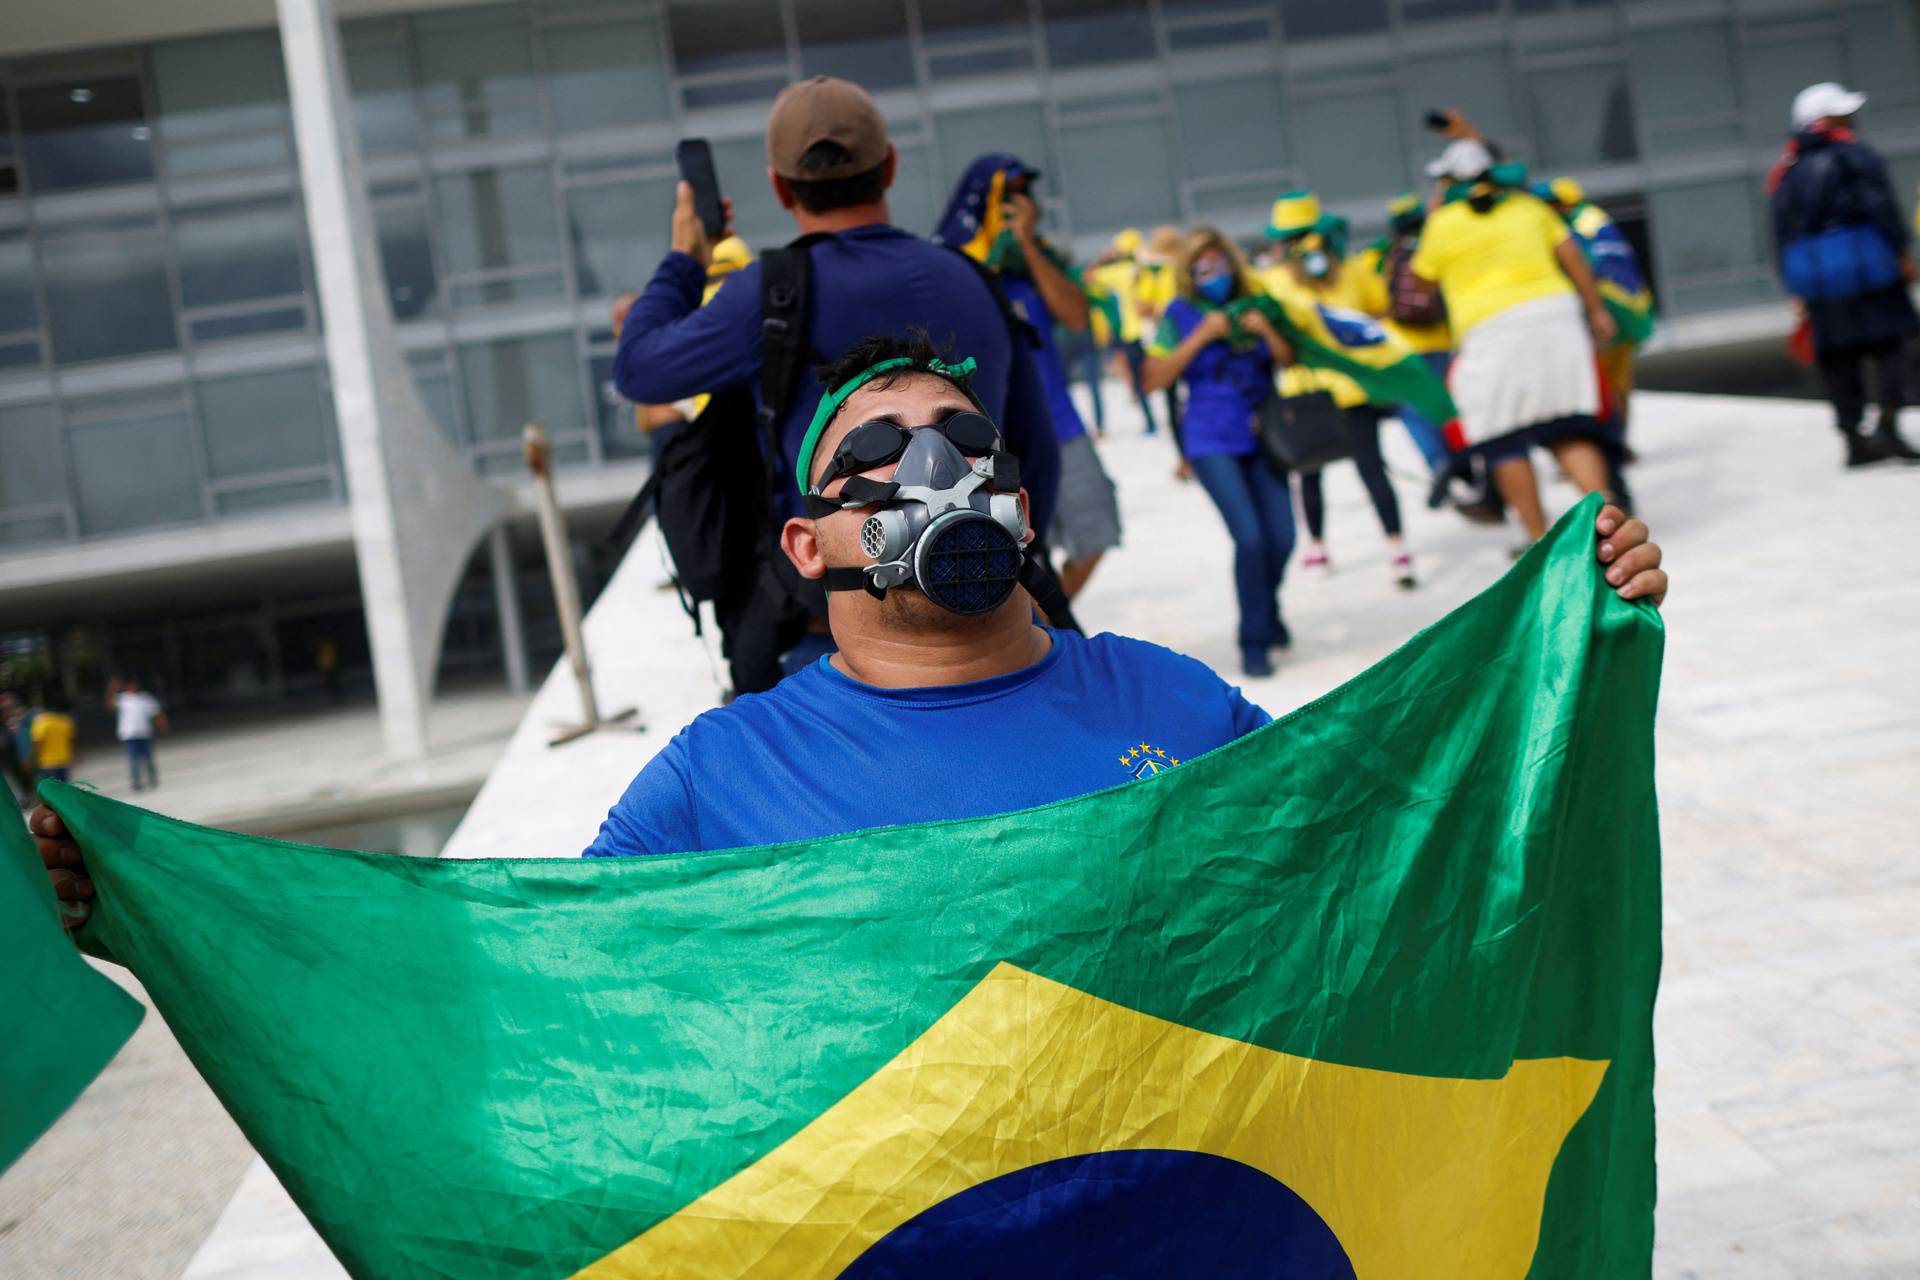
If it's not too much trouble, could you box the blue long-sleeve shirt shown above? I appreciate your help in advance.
[613,224,1060,532]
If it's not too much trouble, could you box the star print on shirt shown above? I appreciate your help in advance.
[1117,742,1182,781]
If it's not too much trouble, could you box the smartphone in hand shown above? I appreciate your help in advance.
[674,139,726,240]
[1423,110,1453,132]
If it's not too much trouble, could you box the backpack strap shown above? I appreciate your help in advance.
[943,244,1042,351]
[758,233,835,495]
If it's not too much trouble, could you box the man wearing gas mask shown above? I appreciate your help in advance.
[576,332,1668,859]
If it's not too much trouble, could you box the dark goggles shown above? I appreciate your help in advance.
[809,411,1002,496]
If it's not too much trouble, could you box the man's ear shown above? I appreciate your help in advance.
[1016,487,1034,547]
[781,516,825,579]
[770,167,796,212]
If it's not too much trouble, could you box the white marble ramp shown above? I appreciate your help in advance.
[180,388,1920,1277]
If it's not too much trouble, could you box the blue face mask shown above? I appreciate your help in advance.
[1196,274,1234,304]
[1302,250,1331,279]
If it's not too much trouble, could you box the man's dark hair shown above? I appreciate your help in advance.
[817,329,978,403]
[786,140,889,214]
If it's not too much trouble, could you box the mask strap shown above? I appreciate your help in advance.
[804,475,899,517]
[822,566,886,599]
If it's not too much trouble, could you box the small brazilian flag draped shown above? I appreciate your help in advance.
[20,496,1660,1278]
[1236,285,1459,429]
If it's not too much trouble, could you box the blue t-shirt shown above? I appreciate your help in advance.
[999,275,1087,445]
[1150,297,1274,460]
[612,225,1059,530]
[584,630,1270,857]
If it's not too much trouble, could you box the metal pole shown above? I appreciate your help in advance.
[522,424,638,746]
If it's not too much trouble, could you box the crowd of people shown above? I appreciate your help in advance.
[596,81,1685,684]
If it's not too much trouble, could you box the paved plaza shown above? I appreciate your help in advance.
[3,388,1916,1277]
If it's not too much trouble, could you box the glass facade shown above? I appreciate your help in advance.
[1,0,1918,550]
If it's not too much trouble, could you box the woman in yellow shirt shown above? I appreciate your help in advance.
[1410,140,1618,544]
[1260,193,1415,589]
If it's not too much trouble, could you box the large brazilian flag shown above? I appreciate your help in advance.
[1238,284,1459,429]
[21,496,1661,1277]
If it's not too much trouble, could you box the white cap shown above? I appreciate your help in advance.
[1792,82,1866,129]
[1426,137,1494,181]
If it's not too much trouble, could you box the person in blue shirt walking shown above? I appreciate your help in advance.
[612,77,1060,534]
[1139,227,1300,678]
[577,332,1669,860]
[935,154,1122,599]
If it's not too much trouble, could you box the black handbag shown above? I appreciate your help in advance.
[1258,391,1351,473]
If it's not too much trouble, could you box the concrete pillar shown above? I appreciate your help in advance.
[276,0,505,759]
[487,524,530,695]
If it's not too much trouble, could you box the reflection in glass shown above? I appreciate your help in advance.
[1042,0,1156,68]
[433,166,564,291]
[0,232,41,370]
[18,77,154,191]
[668,0,788,77]
[1529,65,1636,167]
[414,6,542,141]
[40,218,178,365]
[1280,0,1388,40]
[546,18,673,131]
[796,0,913,88]
[197,367,332,479]
[374,192,439,319]
[174,198,305,311]
[458,333,586,443]
[1057,117,1176,231]
[67,409,204,536]
[568,179,675,298]
[0,404,65,514]
[1174,78,1287,179]
[1294,91,1406,199]
[345,41,418,155]
[151,33,293,175]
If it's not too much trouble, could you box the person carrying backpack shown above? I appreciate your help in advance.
[1769,82,1920,467]
[611,78,1065,697]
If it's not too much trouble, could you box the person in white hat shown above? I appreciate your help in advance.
[1770,82,1920,466]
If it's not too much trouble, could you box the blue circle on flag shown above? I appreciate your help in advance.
[840,1148,1356,1278]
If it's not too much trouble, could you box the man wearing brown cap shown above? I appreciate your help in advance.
[612,77,1060,536]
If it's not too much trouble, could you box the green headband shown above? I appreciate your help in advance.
[794,355,979,493]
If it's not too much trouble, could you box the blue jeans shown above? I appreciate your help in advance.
[126,737,157,788]
[1190,450,1296,652]
[1396,352,1454,470]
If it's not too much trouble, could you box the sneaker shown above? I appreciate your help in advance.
[1301,545,1331,572]
[1242,647,1275,678]
[1846,431,1897,468]
[1391,550,1417,590]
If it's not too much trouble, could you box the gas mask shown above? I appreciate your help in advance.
[797,357,1030,615]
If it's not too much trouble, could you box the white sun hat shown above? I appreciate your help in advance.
[1792,82,1867,129]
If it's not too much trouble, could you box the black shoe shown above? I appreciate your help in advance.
[1869,426,1920,461]
[1846,431,1897,468]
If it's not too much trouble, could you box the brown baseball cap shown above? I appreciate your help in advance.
[765,77,889,180]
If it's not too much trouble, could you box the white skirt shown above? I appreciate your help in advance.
[1448,292,1599,446]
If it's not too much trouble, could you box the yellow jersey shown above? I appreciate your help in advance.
[1087,260,1142,343]
[1253,266,1370,409]
[31,711,75,769]
[1409,194,1573,338]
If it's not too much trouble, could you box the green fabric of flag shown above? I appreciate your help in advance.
[42,495,1661,1279]
[1,803,144,1172]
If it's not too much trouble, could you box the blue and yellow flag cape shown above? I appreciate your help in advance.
[1572,204,1656,347]
[13,497,1661,1277]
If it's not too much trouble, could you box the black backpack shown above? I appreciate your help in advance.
[607,236,1078,696]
